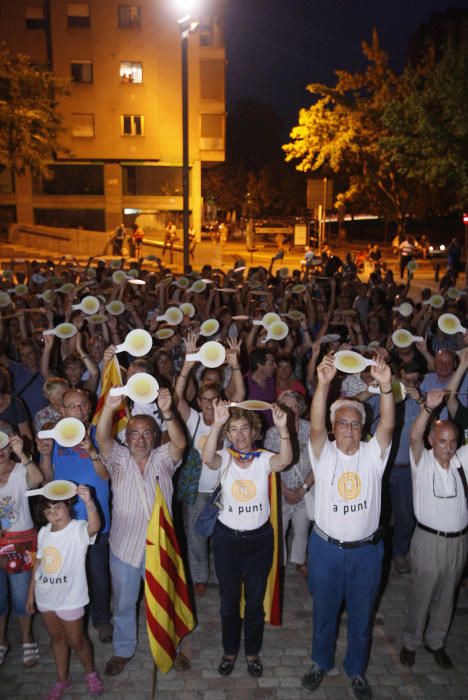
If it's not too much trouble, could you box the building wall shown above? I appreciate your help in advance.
[0,0,226,238]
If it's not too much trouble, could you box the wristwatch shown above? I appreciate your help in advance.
[302,483,310,492]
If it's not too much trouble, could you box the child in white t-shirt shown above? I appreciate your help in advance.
[26,485,104,699]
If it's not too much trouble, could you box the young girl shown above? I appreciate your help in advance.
[26,485,104,699]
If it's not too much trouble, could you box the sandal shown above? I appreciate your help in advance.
[45,678,72,700]
[85,671,104,696]
[23,641,40,667]
[0,644,10,667]
[218,654,236,676]
[246,656,263,678]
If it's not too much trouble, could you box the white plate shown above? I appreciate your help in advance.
[334,351,376,374]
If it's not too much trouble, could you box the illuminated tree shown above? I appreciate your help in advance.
[0,46,69,179]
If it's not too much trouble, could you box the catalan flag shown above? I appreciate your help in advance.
[91,356,128,435]
[264,471,281,625]
[145,485,195,673]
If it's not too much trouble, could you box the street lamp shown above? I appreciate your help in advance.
[176,2,199,272]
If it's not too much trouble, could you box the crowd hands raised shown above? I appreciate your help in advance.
[0,251,467,700]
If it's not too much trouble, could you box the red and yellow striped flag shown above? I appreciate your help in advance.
[91,356,128,436]
[145,485,195,673]
[264,471,281,625]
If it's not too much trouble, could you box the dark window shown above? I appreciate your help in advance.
[121,115,143,136]
[122,166,183,196]
[34,208,105,231]
[26,6,47,29]
[71,61,93,83]
[0,206,17,240]
[0,168,15,194]
[34,165,104,196]
[67,3,90,28]
[118,5,141,29]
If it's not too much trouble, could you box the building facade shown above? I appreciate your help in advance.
[0,0,226,237]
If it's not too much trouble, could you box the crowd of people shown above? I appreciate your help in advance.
[0,247,466,700]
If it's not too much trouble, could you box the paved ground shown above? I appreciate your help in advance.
[2,558,467,700]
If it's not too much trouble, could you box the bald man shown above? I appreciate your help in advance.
[400,390,468,670]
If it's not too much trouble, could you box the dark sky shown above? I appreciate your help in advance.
[225,0,468,136]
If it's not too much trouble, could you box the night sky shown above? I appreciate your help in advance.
[225,0,468,137]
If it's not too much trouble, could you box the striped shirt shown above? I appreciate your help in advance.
[105,441,178,567]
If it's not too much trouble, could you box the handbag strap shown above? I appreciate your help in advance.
[16,371,40,398]
[190,413,201,450]
[457,466,468,503]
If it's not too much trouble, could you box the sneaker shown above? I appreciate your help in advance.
[302,661,324,692]
[351,675,372,700]
[399,646,415,667]
[46,678,72,700]
[85,671,104,696]
[425,646,453,670]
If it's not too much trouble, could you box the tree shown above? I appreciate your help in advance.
[0,46,69,179]
[283,31,468,229]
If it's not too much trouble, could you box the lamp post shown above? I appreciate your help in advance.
[177,7,199,273]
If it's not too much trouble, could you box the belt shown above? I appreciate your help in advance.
[392,463,410,469]
[313,524,383,549]
[417,522,468,538]
[216,520,271,537]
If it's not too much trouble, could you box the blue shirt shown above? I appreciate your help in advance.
[8,360,47,419]
[420,372,468,420]
[367,394,420,465]
[52,425,110,533]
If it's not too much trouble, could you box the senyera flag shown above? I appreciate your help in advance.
[145,484,195,672]
[264,471,281,625]
[91,355,128,435]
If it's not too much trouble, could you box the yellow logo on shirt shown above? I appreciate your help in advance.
[42,546,62,574]
[337,472,361,500]
[232,480,257,502]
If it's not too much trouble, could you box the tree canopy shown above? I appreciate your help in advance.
[283,31,468,227]
[0,46,69,179]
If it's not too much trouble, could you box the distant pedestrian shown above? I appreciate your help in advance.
[447,238,461,281]
[112,224,125,256]
[399,236,416,280]
[131,224,144,259]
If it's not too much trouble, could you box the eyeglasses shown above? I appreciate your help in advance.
[334,420,362,430]
[64,403,89,410]
[127,430,155,439]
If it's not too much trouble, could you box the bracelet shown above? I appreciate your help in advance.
[80,354,88,360]
[232,367,241,372]
[381,387,393,395]
[163,412,174,421]
[280,435,290,440]
[22,458,33,467]
[423,404,433,415]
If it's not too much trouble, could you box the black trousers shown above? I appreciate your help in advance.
[212,521,273,657]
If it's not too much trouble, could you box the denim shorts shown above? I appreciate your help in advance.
[0,568,31,617]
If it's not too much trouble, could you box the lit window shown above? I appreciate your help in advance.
[26,5,46,29]
[120,62,142,84]
[118,5,141,29]
[71,113,95,137]
[67,3,90,28]
[71,60,93,83]
[201,114,224,150]
[121,114,144,136]
[200,61,225,101]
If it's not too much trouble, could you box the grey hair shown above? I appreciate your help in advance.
[277,390,307,416]
[330,399,365,426]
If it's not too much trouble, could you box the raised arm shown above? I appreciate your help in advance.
[269,404,292,472]
[370,355,395,455]
[224,337,245,402]
[77,484,101,537]
[445,347,468,418]
[174,332,199,421]
[310,353,336,459]
[201,399,228,469]
[95,391,122,460]
[156,388,186,464]
[410,388,446,464]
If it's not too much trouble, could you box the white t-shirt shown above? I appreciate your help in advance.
[186,408,219,493]
[217,449,273,531]
[308,436,390,541]
[0,463,34,532]
[410,446,468,532]
[35,519,96,611]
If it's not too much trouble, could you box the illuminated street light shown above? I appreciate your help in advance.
[176,1,199,272]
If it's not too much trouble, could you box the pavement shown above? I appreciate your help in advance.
[2,558,468,700]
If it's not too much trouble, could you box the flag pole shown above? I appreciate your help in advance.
[151,663,158,698]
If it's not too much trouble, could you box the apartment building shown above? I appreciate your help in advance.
[0,0,226,236]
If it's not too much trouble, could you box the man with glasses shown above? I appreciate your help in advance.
[399,389,468,670]
[37,388,112,643]
[95,388,185,676]
[303,353,394,700]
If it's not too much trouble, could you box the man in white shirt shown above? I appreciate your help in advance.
[303,353,394,700]
[399,389,468,670]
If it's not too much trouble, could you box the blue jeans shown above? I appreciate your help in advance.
[389,467,415,557]
[183,492,211,584]
[213,521,273,657]
[308,530,383,677]
[109,550,145,658]
[0,568,31,617]
[86,532,111,626]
